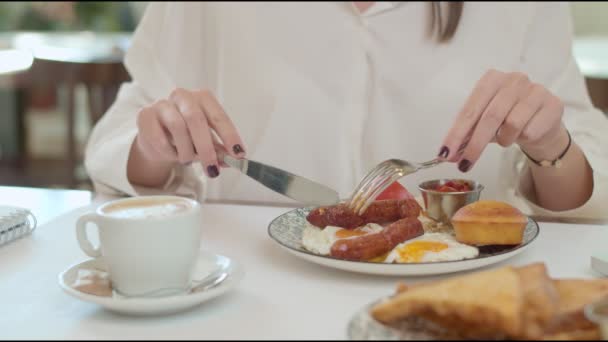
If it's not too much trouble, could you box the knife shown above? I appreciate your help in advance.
[223,155,339,206]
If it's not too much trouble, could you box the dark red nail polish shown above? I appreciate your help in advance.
[438,146,449,158]
[458,159,472,173]
[207,165,219,178]
[233,144,245,155]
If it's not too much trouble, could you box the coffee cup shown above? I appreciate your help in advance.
[76,195,202,297]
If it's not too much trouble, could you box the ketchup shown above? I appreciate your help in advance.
[433,180,472,193]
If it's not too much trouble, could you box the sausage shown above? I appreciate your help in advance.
[329,217,424,261]
[306,199,421,229]
[306,205,365,229]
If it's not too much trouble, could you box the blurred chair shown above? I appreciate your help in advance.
[1,31,131,187]
[0,49,33,166]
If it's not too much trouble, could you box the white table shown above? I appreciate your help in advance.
[0,187,607,339]
[0,186,91,225]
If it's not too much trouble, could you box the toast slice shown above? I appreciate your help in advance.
[371,266,524,338]
[514,263,560,339]
[375,265,607,340]
[542,328,601,341]
[543,278,608,336]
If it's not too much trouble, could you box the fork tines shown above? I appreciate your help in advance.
[348,160,405,216]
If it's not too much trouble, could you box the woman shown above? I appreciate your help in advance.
[86,2,608,218]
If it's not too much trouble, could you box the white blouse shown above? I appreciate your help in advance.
[85,2,608,219]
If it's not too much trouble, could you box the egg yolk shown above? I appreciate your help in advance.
[335,229,368,239]
[368,252,390,263]
[397,241,448,262]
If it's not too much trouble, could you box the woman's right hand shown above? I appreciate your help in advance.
[134,88,246,179]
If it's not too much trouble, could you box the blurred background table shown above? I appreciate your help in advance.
[0,31,131,188]
[573,36,608,113]
[0,48,34,75]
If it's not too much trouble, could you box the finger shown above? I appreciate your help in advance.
[136,106,178,161]
[193,139,229,168]
[138,132,177,161]
[495,83,544,147]
[156,100,196,164]
[458,72,529,172]
[440,69,507,162]
[198,89,246,158]
[169,89,220,178]
[458,133,472,154]
[519,93,564,147]
[213,135,230,168]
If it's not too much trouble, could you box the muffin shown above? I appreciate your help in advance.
[451,200,527,246]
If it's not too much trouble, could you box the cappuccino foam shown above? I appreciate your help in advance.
[103,198,192,219]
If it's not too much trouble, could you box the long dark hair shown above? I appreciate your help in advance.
[430,2,464,42]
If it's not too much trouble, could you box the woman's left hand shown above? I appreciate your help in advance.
[439,69,570,172]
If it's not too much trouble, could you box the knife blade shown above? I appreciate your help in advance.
[223,155,339,206]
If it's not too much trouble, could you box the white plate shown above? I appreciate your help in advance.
[268,207,539,276]
[58,251,244,316]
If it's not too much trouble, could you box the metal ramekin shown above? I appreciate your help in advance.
[418,179,484,224]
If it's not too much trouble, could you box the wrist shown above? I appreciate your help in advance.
[519,124,569,162]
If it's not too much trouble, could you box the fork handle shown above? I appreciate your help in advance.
[418,158,444,169]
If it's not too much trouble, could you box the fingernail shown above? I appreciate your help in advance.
[232,144,245,155]
[438,146,450,158]
[458,159,472,173]
[207,165,219,178]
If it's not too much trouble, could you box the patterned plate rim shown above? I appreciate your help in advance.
[267,207,540,266]
[346,297,435,340]
[346,297,396,340]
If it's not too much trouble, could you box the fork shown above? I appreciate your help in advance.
[347,158,444,215]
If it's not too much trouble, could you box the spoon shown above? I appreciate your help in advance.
[112,269,229,299]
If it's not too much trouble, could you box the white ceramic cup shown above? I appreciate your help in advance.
[76,196,202,297]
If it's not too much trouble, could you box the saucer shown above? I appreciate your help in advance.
[58,251,244,316]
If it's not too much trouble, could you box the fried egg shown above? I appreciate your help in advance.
[302,223,384,255]
[385,233,479,263]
